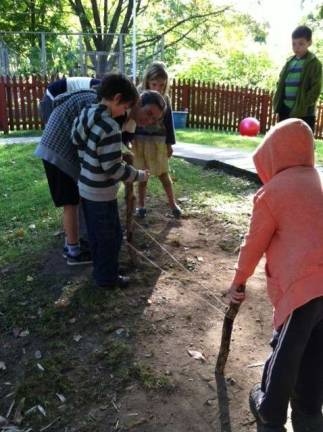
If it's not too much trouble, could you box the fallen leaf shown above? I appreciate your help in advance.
[26,275,34,282]
[0,361,7,371]
[56,393,66,403]
[187,349,206,362]
[28,224,36,230]
[13,397,25,424]
[73,335,82,342]
[37,363,45,372]
[37,404,47,416]
[19,329,30,338]
[54,298,71,308]
[15,228,25,238]
[34,351,42,359]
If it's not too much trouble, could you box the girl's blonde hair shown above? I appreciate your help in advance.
[141,61,170,96]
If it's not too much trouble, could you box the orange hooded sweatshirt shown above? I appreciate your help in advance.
[233,118,323,329]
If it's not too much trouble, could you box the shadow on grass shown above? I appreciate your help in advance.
[0,214,175,431]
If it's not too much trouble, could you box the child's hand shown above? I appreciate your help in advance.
[142,169,150,182]
[167,144,173,158]
[228,283,246,304]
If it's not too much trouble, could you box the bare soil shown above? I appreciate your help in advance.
[0,198,281,432]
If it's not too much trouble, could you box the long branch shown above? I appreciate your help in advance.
[138,7,229,46]
[90,0,102,36]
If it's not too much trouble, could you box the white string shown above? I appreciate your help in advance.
[127,222,228,317]
[133,220,228,311]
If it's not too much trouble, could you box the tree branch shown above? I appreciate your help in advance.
[103,0,108,34]
[90,0,102,36]
[104,0,124,51]
[132,7,229,49]
[68,0,97,47]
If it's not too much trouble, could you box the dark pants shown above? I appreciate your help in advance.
[259,297,323,426]
[43,160,79,207]
[81,198,122,286]
[278,104,316,133]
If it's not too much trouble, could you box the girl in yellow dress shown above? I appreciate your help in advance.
[133,62,182,219]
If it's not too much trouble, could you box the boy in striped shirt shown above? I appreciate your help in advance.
[72,73,162,288]
[273,25,322,132]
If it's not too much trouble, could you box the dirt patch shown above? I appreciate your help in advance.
[0,199,278,432]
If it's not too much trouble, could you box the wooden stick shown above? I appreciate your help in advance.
[125,181,137,264]
[123,151,137,265]
[215,284,245,375]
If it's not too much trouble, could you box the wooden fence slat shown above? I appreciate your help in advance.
[19,75,27,129]
[0,75,322,138]
[25,76,33,130]
[0,76,9,133]
[31,75,40,129]
[12,76,20,130]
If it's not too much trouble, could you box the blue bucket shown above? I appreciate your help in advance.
[173,111,188,129]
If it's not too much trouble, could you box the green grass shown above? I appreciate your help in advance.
[176,128,323,164]
[1,129,42,138]
[176,128,263,150]
[0,143,61,265]
[0,141,255,267]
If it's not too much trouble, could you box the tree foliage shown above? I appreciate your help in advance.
[67,0,230,75]
[0,0,69,73]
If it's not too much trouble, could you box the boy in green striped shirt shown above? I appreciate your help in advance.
[273,25,322,132]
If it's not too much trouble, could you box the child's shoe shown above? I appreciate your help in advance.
[67,251,92,266]
[99,275,130,289]
[249,384,286,432]
[136,207,147,218]
[63,239,90,259]
[171,205,182,219]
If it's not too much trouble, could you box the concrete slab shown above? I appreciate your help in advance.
[174,141,323,182]
[0,136,41,145]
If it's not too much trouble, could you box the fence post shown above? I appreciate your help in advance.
[260,92,269,134]
[0,77,9,133]
[41,32,47,76]
[182,80,190,110]
[118,34,125,73]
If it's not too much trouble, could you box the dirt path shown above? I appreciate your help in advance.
[1,201,294,431]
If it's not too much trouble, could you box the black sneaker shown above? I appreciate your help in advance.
[67,251,92,266]
[136,207,147,218]
[171,205,182,219]
[249,384,286,432]
[99,275,130,289]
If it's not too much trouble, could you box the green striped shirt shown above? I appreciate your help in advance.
[283,57,305,109]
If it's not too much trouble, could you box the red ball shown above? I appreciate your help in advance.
[239,117,260,137]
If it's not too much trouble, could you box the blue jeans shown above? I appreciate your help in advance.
[81,198,122,286]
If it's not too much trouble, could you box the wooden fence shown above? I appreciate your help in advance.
[0,75,322,139]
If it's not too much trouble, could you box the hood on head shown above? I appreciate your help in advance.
[253,118,314,184]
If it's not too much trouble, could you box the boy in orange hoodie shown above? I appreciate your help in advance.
[229,119,323,432]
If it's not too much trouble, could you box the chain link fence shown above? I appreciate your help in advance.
[0,31,165,78]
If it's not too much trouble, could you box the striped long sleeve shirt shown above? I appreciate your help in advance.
[72,104,142,202]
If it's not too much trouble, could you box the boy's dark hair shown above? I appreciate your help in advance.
[140,90,166,113]
[292,25,312,41]
[97,73,139,105]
